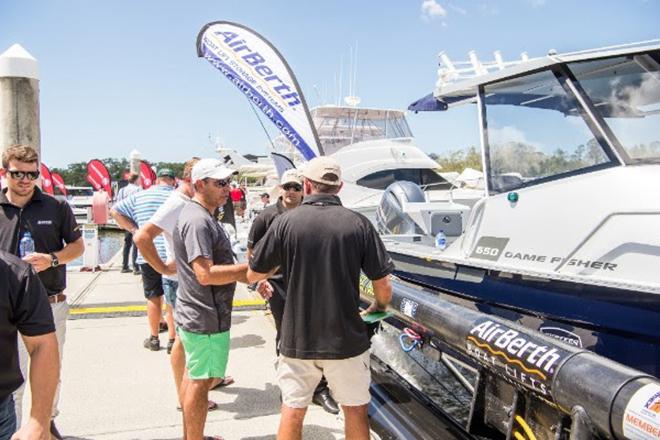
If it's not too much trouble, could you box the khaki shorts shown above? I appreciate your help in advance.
[277,350,371,408]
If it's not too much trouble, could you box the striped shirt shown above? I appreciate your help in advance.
[113,184,173,264]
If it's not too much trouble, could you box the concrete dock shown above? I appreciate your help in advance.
[22,254,349,440]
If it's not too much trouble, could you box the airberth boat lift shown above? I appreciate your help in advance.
[362,41,660,440]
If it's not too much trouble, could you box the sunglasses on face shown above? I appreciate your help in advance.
[8,170,40,181]
[282,183,302,192]
[205,178,229,188]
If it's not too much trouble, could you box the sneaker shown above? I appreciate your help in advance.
[143,336,160,351]
[120,267,131,273]
[133,267,141,275]
[167,339,175,354]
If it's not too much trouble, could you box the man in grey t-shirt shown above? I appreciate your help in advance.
[173,159,248,440]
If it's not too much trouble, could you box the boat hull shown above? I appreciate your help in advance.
[389,250,660,377]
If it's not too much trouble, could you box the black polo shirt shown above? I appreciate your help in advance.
[0,187,82,295]
[250,193,394,360]
[248,197,289,296]
[0,250,55,399]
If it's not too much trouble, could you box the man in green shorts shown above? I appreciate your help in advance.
[173,159,248,440]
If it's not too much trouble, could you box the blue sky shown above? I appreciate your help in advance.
[1,0,658,167]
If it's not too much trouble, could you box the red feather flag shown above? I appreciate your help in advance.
[51,172,67,196]
[40,163,55,195]
[139,160,157,189]
[86,159,113,197]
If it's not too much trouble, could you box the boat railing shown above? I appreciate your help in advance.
[554,210,660,272]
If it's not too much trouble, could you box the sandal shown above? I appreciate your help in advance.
[176,400,218,411]
[210,376,235,390]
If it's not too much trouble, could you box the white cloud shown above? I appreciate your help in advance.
[448,3,467,15]
[421,0,448,21]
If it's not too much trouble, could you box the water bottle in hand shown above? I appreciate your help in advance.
[19,231,35,258]
[435,230,447,250]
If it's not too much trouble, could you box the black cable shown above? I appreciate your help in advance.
[247,99,277,152]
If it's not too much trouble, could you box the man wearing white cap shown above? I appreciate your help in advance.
[173,159,248,440]
[248,156,393,440]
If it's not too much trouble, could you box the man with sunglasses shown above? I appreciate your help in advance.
[0,144,84,440]
[247,170,339,415]
[173,158,248,440]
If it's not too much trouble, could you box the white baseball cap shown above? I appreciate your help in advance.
[280,169,302,186]
[191,159,237,183]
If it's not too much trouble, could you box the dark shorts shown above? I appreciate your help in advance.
[140,263,164,299]
[0,395,16,440]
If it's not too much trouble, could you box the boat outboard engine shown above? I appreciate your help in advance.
[376,181,426,235]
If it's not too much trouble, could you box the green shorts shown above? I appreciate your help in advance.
[177,327,230,380]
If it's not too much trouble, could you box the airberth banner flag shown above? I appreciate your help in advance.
[197,21,323,160]
[86,159,112,197]
[40,163,54,195]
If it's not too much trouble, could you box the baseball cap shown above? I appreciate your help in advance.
[157,168,176,178]
[280,169,302,186]
[301,156,342,186]
[191,159,237,183]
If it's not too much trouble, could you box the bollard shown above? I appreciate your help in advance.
[0,44,40,158]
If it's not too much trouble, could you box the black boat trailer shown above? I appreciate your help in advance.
[362,277,660,440]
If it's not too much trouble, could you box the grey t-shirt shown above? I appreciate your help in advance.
[173,200,236,334]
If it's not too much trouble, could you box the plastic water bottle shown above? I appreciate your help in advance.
[435,230,447,250]
[19,231,35,258]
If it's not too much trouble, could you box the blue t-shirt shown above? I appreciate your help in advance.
[113,185,173,264]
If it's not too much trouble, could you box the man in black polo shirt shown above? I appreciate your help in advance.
[248,156,393,440]
[0,145,84,440]
[247,169,339,415]
[0,251,59,440]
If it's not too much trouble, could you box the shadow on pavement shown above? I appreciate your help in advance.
[231,314,249,326]
[212,382,281,419]
[230,333,266,350]
[242,424,342,440]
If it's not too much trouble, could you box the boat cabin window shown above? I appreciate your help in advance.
[313,109,414,155]
[483,70,611,193]
[567,52,660,163]
[356,168,452,191]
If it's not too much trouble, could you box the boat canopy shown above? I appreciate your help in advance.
[409,40,660,113]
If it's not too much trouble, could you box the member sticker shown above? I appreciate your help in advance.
[622,383,660,440]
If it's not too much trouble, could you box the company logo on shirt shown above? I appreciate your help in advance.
[37,220,53,225]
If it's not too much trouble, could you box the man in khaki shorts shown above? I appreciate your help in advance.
[248,156,393,440]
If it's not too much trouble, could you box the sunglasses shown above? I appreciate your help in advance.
[205,178,229,188]
[282,183,302,192]
[8,170,40,181]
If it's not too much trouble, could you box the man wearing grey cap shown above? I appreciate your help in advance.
[248,156,394,440]
[173,159,248,440]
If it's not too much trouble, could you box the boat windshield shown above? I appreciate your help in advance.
[567,52,660,163]
[312,107,413,155]
[483,70,612,193]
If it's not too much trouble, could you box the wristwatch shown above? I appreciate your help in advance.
[50,253,60,268]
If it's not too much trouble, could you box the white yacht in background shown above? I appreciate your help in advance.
[65,186,95,223]
[275,104,484,219]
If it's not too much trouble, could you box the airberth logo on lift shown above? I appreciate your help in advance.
[467,320,565,395]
